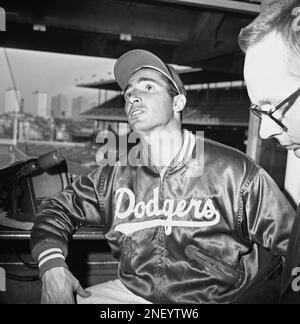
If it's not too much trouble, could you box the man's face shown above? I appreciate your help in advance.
[244,31,300,158]
[123,68,175,132]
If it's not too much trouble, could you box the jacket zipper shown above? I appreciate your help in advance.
[185,245,241,287]
[153,167,167,303]
[158,166,173,235]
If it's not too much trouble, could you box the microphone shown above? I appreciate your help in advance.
[18,150,65,177]
[37,150,64,171]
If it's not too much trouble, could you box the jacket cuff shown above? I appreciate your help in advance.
[31,241,68,261]
[38,248,68,279]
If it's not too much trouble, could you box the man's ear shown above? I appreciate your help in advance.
[173,94,186,112]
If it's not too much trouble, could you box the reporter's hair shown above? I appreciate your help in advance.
[238,0,300,59]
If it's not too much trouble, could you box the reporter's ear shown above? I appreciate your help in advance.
[173,94,186,113]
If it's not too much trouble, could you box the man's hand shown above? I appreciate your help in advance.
[41,267,91,304]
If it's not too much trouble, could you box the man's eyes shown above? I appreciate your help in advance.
[124,91,132,100]
[124,84,155,99]
[145,84,154,91]
[279,101,290,114]
[255,104,274,113]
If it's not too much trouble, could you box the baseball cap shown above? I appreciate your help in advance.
[114,49,186,95]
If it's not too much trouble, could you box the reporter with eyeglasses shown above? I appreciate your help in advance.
[239,0,300,303]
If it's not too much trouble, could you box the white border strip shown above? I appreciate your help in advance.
[155,0,260,14]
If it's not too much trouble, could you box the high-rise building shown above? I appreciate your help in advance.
[72,96,88,118]
[51,94,69,118]
[51,96,59,118]
[4,88,21,113]
[30,90,48,117]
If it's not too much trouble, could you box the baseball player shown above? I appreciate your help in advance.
[30,49,295,304]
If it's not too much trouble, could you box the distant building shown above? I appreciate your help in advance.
[72,96,88,118]
[18,119,43,141]
[51,94,69,118]
[56,123,70,141]
[4,88,21,113]
[30,91,48,117]
[51,96,59,118]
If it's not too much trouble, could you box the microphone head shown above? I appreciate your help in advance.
[37,150,65,171]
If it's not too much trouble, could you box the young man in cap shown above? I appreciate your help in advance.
[30,49,295,304]
[239,0,300,304]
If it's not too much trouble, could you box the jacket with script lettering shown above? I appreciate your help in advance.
[30,131,295,304]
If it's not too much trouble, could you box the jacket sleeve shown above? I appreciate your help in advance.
[30,167,104,277]
[242,167,296,257]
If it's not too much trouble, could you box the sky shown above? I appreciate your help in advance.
[0,47,118,115]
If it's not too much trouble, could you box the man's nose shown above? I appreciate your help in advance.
[126,92,142,113]
[259,115,283,139]
[128,97,141,112]
[131,97,141,104]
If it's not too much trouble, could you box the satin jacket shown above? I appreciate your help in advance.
[30,130,295,304]
[281,205,300,304]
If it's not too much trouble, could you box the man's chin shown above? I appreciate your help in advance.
[130,121,150,133]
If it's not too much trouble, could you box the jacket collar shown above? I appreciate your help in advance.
[139,129,196,174]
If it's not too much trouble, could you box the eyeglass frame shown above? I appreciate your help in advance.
[249,87,300,132]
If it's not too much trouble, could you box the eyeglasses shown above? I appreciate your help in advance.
[249,87,300,132]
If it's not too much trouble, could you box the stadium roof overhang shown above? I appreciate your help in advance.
[0,0,262,75]
[77,68,244,91]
